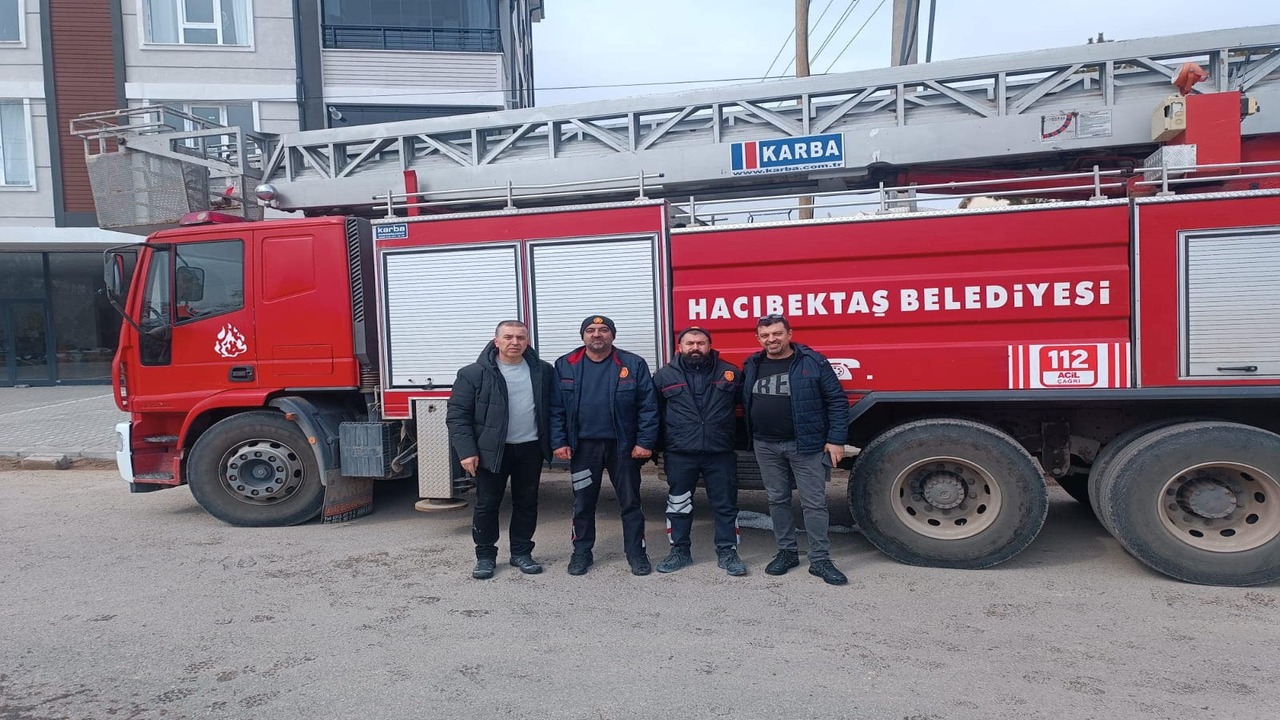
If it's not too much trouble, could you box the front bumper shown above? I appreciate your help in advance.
[114,421,134,483]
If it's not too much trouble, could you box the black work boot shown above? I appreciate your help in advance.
[808,559,849,586]
[567,551,593,576]
[509,555,543,575]
[628,553,653,576]
[764,550,800,576]
[717,548,747,577]
[657,547,693,573]
[472,557,496,580]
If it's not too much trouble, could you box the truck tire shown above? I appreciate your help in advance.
[187,411,324,527]
[1087,418,1201,532]
[1100,421,1280,586]
[849,418,1048,569]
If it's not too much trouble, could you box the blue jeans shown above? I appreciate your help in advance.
[752,439,832,562]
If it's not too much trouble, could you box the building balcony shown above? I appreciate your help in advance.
[321,24,502,54]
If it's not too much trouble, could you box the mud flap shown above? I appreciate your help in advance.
[322,471,374,523]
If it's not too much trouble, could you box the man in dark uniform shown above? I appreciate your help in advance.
[742,314,851,586]
[653,327,746,576]
[551,315,659,576]
[447,320,558,580]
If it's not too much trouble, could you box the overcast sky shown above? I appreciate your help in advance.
[530,0,1279,106]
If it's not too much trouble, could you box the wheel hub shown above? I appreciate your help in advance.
[1177,478,1237,519]
[920,472,966,510]
[222,440,302,503]
[890,457,1003,541]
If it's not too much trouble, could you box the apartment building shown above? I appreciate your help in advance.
[0,0,542,386]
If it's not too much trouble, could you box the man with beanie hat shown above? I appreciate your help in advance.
[550,315,659,576]
[653,327,746,576]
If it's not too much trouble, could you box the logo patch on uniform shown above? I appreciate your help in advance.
[724,370,735,381]
[619,367,630,379]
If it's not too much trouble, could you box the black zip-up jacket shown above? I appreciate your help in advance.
[653,350,742,454]
[446,342,557,473]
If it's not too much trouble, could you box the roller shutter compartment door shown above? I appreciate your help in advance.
[1183,230,1280,377]
[383,245,520,388]
[530,236,661,369]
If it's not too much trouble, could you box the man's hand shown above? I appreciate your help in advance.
[554,447,573,461]
[460,456,479,476]
[824,443,844,467]
[632,446,653,459]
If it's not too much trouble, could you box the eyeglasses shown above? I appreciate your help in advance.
[758,314,785,323]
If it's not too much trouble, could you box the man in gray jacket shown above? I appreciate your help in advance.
[447,320,558,580]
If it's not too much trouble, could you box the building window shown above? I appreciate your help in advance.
[0,99,33,187]
[0,0,22,44]
[321,0,500,52]
[141,0,252,47]
[160,102,256,133]
[326,104,492,128]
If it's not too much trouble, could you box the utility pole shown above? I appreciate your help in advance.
[796,0,813,219]
[891,0,919,67]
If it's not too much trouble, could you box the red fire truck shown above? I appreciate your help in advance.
[77,27,1280,586]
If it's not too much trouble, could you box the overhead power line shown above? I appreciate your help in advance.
[811,0,863,65]
[824,0,888,73]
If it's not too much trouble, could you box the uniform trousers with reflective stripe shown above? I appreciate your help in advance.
[569,438,646,558]
[662,450,739,551]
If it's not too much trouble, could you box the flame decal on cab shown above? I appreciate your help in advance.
[215,323,248,359]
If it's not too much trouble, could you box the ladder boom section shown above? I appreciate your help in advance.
[81,26,1280,217]
[266,25,1280,212]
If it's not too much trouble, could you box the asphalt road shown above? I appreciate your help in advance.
[2,469,1278,720]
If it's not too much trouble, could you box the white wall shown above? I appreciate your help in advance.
[0,2,54,226]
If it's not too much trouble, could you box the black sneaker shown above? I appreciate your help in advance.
[472,557,496,580]
[808,559,849,586]
[567,551,593,576]
[656,548,693,573]
[628,553,653,576]
[717,548,747,577]
[509,554,543,575]
[764,550,800,576]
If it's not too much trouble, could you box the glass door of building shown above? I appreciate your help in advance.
[1,301,53,385]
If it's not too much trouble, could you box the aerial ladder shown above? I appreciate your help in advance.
[71,25,1280,230]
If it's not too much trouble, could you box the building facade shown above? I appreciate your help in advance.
[0,0,542,386]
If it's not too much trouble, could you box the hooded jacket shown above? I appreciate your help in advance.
[653,349,742,454]
[742,342,849,455]
[446,341,557,473]
[550,346,659,453]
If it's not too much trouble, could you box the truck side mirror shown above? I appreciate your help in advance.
[104,253,126,301]
[176,266,205,303]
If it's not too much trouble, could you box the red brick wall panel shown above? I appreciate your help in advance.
[48,0,119,215]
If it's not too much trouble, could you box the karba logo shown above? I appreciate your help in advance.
[215,323,248,359]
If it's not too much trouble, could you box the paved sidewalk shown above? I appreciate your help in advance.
[0,386,127,460]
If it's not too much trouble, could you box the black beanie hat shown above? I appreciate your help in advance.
[580,315,617,336]
[676,326,712,344]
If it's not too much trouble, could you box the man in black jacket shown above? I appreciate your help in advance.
[551,315,660,577]
[447,320,558,580]
[743,314,851,586]
[653,327,747,576]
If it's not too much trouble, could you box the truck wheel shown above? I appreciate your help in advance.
[187,412,324,527]
[1088,418,1200,532]
[1101,421,1280,586]
[849,418,1048,569]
